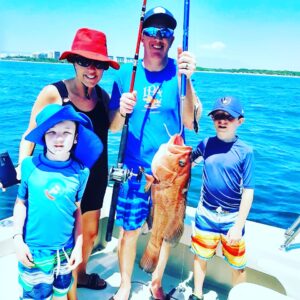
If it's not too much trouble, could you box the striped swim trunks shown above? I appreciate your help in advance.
[18,247,73,299]
[190,204,246,269]
[116,176,151,231]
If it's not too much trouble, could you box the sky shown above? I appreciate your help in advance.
[1,0,300,71]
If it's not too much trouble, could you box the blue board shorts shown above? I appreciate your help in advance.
[190,204,246,269]
[18,247,73,299]
[116,176,151,231]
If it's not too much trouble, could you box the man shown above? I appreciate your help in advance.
[110,6,201,300]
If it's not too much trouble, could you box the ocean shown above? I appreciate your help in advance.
[0,60,299,229]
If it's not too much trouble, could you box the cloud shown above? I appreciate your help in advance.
[199,41,226,51]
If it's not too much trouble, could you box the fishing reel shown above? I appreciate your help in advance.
[109,165,144,183]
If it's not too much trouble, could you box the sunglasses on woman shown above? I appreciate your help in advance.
[211,113,236,122]
[73,55,109,70]
[142,27,174,39]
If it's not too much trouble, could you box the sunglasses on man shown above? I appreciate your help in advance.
[142,27,174,39]
[73,55,109,70]
[211,113,236,122]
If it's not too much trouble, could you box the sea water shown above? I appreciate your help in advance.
[0,61,299,229]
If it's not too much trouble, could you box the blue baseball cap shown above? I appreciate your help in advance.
[143,6,177,29]
[208,96,244,118]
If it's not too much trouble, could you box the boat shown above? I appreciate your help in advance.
[0,186,299,300]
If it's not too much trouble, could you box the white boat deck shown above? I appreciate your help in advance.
[0,232,228,300]
[1,187,299,300]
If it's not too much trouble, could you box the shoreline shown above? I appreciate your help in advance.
[195,69,300,78]
[1,58,300,78]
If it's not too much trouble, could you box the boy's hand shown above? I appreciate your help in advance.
[0,182,6,192]
[68,243,82,271]
[14,236,34,268]
[226,225,242,245]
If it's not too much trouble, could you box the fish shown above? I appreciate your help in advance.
[140,134,192,273]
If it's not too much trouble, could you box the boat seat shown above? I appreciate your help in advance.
[228,283,295,300]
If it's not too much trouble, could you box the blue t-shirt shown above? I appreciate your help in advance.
[110,58,182,173]
[17,154,89,250]
[192,136,255,212]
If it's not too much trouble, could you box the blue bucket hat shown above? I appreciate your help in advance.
[143,6,177,29]
[25,104,103,168]
[208,96,244,118]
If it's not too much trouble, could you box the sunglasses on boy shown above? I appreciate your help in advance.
[211,112,236,122]
[142,27,174,39]
[73,55,109,70]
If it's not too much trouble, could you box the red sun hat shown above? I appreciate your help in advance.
[60,28,120,70]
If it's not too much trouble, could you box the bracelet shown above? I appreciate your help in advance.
[13,233,23,239]
[119,111,126,118]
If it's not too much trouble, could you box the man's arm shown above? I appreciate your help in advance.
[177,47,202,130]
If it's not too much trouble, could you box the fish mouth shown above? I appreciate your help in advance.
[173,134,184,146]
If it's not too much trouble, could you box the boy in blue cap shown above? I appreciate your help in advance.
[12,104,102,300]
[189,97,255,300]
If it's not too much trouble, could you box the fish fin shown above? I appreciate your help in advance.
[154,164,177,185]
[144,173,155,192]
[164,223,184,245]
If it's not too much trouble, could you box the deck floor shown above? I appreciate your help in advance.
[0,237,228,300]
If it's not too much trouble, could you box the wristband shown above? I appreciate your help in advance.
[119,111,126,118]
[13,233,23,239]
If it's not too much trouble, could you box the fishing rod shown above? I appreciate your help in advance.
[179,0,190,135]
[106,0,147,242]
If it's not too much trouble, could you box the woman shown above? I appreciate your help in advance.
[17,27,119,299]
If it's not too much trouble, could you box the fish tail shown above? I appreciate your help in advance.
[139,238,162,273]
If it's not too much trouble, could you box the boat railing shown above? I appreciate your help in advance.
[280,215,300,250]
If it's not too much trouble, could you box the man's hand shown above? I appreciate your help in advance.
[119,91,137,116]
[177,47,197,79]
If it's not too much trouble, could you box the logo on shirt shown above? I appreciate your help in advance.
[143,84,163,109]
[44,181,66,201]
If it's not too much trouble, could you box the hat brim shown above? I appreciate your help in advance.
[143,14,177,29]
[208,109,241,118]
[60,50,120,70]
[25,105,103,168]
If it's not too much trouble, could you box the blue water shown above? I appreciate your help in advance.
[1,61,299,229]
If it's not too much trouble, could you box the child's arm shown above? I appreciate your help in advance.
[226,188,254,244]
[191,144,203,167]
[13,198,34,267]
[68,203,83,270]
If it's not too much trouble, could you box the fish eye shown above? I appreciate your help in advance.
[179,159,186,167]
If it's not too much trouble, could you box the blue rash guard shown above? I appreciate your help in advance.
[110,58,184,230]
[192,136,255,212]
[17,154,89,250]
[110,58,182,174]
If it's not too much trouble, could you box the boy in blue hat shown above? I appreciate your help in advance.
[189,97,255,300]
[12,104,102,300]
